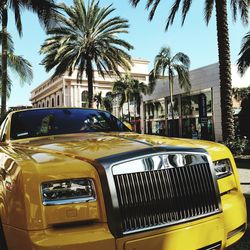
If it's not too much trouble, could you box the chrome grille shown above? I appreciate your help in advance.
[113,162,220,234]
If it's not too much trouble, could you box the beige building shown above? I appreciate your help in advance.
[30,58,149,117]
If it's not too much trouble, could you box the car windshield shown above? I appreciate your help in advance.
[10,108,130,140]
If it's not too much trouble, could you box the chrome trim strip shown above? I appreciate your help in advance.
[227,223,246,239]
[198,241,222,250]
[122,210,221,235]
[43,196,96,206]
[41,178,97,206]
[112,152,209,175]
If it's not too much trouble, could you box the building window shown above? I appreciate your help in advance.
[42,102,45,107]
[81,91,88,108]
[57,95,60,106]
[166,96,179,119]
[51,98,55,107]
[47,100,49,107]
[181,89,213,140]
[181,89,212,117]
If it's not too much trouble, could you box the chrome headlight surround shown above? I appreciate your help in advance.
[213,159,232,179]
[41,178,96,206]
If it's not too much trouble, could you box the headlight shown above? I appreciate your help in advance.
[213,159,232,179]
[41,178,96,205]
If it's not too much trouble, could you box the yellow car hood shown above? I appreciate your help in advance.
[12,132,230,163]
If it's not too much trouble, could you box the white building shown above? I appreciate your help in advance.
[30,58,149,118]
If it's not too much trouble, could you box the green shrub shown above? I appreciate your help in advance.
[223,137,248,156]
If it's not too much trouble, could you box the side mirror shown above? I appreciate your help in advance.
[123,122,133,131]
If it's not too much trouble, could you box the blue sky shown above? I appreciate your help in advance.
[7,0,249,106]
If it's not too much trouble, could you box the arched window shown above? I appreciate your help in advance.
[81,91,88,108]
[47,100,49,107]
[51,98,55,107]
[57,95,60,106]
[42,102,45,107]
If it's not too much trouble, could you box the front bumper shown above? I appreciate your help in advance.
[3,190,246,250]
[117,190,247,250]
[3,224,116,250]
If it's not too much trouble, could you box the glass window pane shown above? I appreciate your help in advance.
[10,109,129,140]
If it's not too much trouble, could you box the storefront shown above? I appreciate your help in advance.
[145,98,166,135]
[144,88,214,140]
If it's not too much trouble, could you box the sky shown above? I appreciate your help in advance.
[7,0,250,106]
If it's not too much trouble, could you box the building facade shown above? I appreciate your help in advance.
[31,61,250,142]
[142,63,250,141]
[30,58,149,118]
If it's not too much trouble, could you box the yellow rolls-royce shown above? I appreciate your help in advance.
[0,108,246,250]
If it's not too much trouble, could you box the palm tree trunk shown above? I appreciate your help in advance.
[86,59,94,108]
[1,1,8,118]
[169,72,174,137]
[134,96,136,131]
[128,94,131,122]
[215,0,234,141]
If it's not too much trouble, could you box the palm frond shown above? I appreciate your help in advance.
[181,0,192,25]
[147,70,156,94]
[172,52,190,69]
[166,0,181,31]
[173,64,191,92]
[7,0,60,37]
[130,0,141,7]
[238,0,249,25]
[237,31,250,75]
[130,0,249,31]
[7,53,33,86]
[26,0,60,30]
[231,0,238,22]
[230,0,249,25]
[204,0,214,25]
[9,0,23,36]
[147,0,161,21]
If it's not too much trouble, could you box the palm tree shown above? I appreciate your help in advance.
[94,92,103,109]
[130,1,249,140]
[113,75,148,128]
[103,92,115,113]
[0,34,33,99]
[130,79,147,128]
[152,46,190,136]
[1,0,58,117]
[237,32,250,75]
[41,0,133,108]
[113,75,134,121]
[147,70,157,95]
